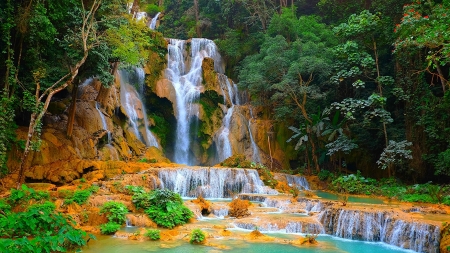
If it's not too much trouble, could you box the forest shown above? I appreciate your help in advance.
[1,0,449,184]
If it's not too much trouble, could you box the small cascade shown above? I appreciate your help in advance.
[149,12,161,30]
[248,107,261,163]
[285,221,324,234]
[212,207,229,218]
[166,38,223,165]
[274,174,310,190]
[319,208,441,252]
[95,102,112,143]
[125,218,133,227]
[134,12,147,22]
[155,167,278,198]
[119,68,158,148]
[214,74,241,163]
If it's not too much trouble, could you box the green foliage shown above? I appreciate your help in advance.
[189,229,206,244]
[221,154,252,168]
[0,199,92,253]
[0,90,17,176]
[145,4,161,16]
[63,187,96,206]
[100,222,121,235]
[128,187,192,228]
[8,184,49,205]
[144,229,161,240]
[251,163,277,189]
[318,169,333,181]
[377,140,412,170]
[149,113,171,147]
[100,201,128,224]
[143,189,193,229]
[331,171,377,194]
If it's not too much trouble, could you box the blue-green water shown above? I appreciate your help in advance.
[315,191,385,204]
[80,233,414,253]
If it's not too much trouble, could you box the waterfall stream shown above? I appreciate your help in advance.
[166,38,223,165]
[149,12,161,30]
[119,68,158,148]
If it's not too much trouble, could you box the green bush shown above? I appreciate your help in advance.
[318,169,332,181]
[63,186,98,205]
[331,171,377,194]
[145,4,161,16]
[190,228,205,244]
[100,201,128,224]
[142,189,193,229]
[0,199,93,252]
[100,222,121,235]
[251,163,277,188]
[221,154,252,168]
[144,229,161,240]
[8,184,49,205]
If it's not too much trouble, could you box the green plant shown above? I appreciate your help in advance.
[144,229,161,240]
[100,222,121,235]
[80,178,86,183]
[331,170,376,194]
[145,4,161,16]
[100,201,128,224]
[0,199,94,252]
[252,163,278,188]
[142,189,193,229]
[138,158,149,163]
[8,184,49,205]
[318,169,332,181]
[190,228,205,244]
[64,189,92,205]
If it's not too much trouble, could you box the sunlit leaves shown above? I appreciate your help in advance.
[377,140,412,170]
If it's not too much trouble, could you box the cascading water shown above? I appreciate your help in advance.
[149,12,161,30]
[119,68,158,148]
[95,102,112,143]
[155,167,278,198]
[166,38,223,165]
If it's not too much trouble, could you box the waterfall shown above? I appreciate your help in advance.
[215,106,233,162]
[119,68,159,148]
[134,12,147,22]
[166,38,223,165]
[149,12,161,30]
[274,174,310,190]
[248,107,261,163]
[155,167,278,198]
[95,102,112,143]
[319,208,441,252]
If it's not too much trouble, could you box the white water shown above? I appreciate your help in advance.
[134,11,147,22]
[166,38,223,165]
[119,68,158,148]
[318,208,441,252]
[95,102,112,143]
[156,167,278,198]
[149,12,161,30]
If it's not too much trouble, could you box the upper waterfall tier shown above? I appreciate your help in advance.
[147,167,278,198]
[165,38,224,165]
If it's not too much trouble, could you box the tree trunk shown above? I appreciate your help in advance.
[66,83,78,138]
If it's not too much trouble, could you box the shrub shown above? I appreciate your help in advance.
[144,229,161,240]
[100,201,128,224]
[63,186,98,205]
[190,229,205,244]
[318,169,332,181]
[140,189,193,229]
[0,200,92,252]
[228,198,250,218]
[8,184,49,205]
[252,163,277,188]
[145,4,161,16]
[100,222,121,235]
[331,171,376,194]
[221,154,251,168]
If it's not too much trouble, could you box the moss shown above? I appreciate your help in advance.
[149,113,170,147]
[221,154,252,168]
[145,31,167,90]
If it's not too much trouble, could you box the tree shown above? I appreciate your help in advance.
[394,0,450,92]
[17,0,103,188]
